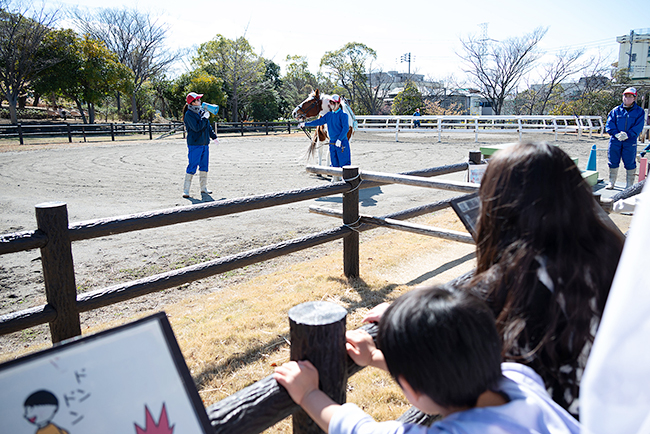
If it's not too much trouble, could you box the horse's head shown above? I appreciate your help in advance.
[292,89,324,121]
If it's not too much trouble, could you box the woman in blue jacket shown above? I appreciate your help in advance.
[182,92,218,198]
[605,87,646,189]
[299,94,350,181]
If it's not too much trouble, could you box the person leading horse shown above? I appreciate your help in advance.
[298,94,350,182]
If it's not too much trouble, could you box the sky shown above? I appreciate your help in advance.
[53,0,650,83]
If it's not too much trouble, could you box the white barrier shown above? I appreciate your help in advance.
[355,115,604,142]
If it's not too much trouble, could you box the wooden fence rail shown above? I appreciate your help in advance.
[0,120,303,144]
[0,162,471,341]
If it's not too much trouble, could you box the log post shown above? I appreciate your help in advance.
[342,166,360,278]
[148,122,153,140]
[289,301,348,434]
[35,202,81,343]
[110,123,115,141]
[67,123,72,143]
[17,123,24,145]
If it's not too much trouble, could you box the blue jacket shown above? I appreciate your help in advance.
[184,109,217,146]
[305,108,349,144]
[605,103,646,145]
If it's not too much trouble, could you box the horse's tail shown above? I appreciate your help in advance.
[303,136,318,162]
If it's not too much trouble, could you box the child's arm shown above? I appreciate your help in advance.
[274,360,340,433]
[346,329,388,371]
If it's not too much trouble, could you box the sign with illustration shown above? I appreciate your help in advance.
[0,312,211,433]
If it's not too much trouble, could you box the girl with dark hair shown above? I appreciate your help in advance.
[363,142,625,418]
[466,141,624,416]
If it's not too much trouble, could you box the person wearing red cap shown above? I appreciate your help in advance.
[182,92,218,198]
[605,87,646,189]
[299,94,351,181]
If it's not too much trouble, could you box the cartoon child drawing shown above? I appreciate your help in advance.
[23,390,69,434]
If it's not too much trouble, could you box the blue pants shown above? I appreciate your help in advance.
[330,142,351,167]
[608,141,637,170]
[186,145,209,174]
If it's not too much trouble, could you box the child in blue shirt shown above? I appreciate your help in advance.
[274,286,583,434]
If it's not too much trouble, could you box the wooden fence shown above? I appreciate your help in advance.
[355,114,605,142]
[0,120,302,144]
[0,160,481,433]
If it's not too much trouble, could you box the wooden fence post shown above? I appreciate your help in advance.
[67,123,72,143]
[35,202,81,343]
[148,122,153,140]
[17,123,23,145]
[342,166,360,278]
[289,301,348,434]
[110,123,115,141]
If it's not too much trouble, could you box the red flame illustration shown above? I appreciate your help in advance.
[135,403,174,434]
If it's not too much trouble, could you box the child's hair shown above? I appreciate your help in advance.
[378,285,502,408]
[469,141,624,411]
[24,389,58,407]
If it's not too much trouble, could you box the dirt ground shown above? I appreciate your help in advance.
[0,129,630,354]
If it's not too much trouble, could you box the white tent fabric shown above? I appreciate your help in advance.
[580,182,650,433]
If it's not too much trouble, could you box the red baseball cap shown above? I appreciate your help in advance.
[330,94,341,103]
[186,92,203,104]
[623,87,637,96]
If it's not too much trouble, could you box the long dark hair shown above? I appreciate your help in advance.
[468,142,624,412]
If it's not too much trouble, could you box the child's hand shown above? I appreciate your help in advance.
[346,329,377,367]
[274,360,319,406]
[362,302,390,323]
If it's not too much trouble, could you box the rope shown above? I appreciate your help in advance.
[343,216,362,233]
[301,126,312,141]
[343,173,361,193]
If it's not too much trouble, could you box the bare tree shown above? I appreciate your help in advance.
[0,0,58,124]
[460,27,547,114]
[517,49,588,115]
[71,7,178,122]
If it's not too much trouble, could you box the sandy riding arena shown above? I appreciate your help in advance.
[0,130,626,355]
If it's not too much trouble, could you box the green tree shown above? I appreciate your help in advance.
[320,42,381,114]
[196,34,264,122]
[0,2,58,124]
[281,55,320,114]
[34,32,130,123]
[165,70,226,121]
[391,81,423,115]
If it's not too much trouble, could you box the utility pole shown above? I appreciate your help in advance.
[626,30,635,74]
[400,53,412,75]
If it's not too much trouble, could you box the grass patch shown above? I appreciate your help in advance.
[0,209,475,432]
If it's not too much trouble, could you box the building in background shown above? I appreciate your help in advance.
[616,29,650,82]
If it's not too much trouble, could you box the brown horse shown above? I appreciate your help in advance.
[292,89,355,165]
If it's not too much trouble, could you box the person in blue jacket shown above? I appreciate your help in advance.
[299,94,350,182]
[605,87,646,189]
[182,92,218,198]
[413,107,421,128]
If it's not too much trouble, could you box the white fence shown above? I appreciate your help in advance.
[355,115,604,142]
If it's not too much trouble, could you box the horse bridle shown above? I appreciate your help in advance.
[297,96,322,140]
[296,96,321,121]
